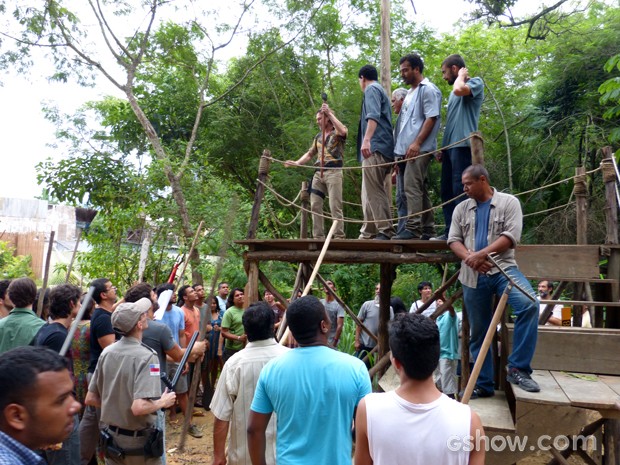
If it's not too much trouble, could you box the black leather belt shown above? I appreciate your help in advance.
[108,425,147,437]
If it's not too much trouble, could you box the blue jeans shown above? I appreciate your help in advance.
[462,267,539,392]
[441,147,472,235]
[395,157,407,234]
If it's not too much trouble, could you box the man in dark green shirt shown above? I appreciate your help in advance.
[0,277,44,354]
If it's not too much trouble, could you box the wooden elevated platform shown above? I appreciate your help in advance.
[239,239,620,282]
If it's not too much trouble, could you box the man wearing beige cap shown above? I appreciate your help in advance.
[85,298,176,464]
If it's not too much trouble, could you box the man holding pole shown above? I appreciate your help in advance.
[285,102,347,239]
[448,165,539,398]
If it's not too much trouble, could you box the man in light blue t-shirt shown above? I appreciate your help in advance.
[248,296,372,465]
[438,54,484,239]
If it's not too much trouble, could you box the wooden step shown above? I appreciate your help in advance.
[468,390,515,433]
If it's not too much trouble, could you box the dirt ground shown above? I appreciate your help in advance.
[164,410,589,465]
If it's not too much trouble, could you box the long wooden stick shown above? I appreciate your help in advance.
[65,228,82,283]
[37,230,55,318]
[279,220,339,345]
[461,284,511,404]
[177,220,204,289]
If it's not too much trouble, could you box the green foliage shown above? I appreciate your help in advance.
[599,53,620,142]
[0,242,34,279]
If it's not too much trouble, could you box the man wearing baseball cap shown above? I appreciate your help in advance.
[85,298,176,464]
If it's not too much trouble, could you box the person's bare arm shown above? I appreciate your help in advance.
[212,417,230,465]
[85,391,101,408]
[98,334,115,349]
[353,398,372,465]
[285,150,313,167]
[405,116,438,159]
[469,411,486,465]
[221,327,247,343]
[464,235,513,274]
[247,410,272,465]
[166,340,207,363]
[131,389,176,416]
[323,104,348,137]
[361,119,378,159]
[453,67,473,97]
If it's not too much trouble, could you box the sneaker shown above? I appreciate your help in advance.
[392,230,419,240]
[188,424,203,438]
[430,233,448,241]
[374,233,392,240]
[506,367,540,392]
[460,387,495,400]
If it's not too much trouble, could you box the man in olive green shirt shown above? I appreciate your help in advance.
[0,277,44,354]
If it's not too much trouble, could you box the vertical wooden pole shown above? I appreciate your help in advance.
[471,131,485,166]
[379,0,391,95]
[247,150,271,240]
[602,147,620,329]
[65,228,82,283]
[245,151,271,307]
[460,304,471,393]
[300,181,309,239]
[574,165,592,326]
[37,230,55,318]
[378,263,393,363]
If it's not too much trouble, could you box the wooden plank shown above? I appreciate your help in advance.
[552,371,620,411]
[244,249,459,265]
[599,375,620,397]
[468,390,515,433]
[510,370,571,406]
[507,326,620,375]
[515,245,600,280]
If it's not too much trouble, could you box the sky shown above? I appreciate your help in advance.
[0,0,543,200]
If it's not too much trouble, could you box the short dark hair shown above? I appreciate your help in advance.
[242,302,275,342]
[390,297,407,315]
[0,346,68,414]
[218,282,229,290]
[156,283,175,297]
[442,54,466,69]
[358,64,378,81]
[463,164,490,181]
[417,281,433,292]
[399,53,424,73]
[540,280,554,291]
[287,296,325,344]
[49,284,82,320]
[389,313,439,380]
[89,278,111,304]
[177,285,193,306]
[227,288,244,309]
[125,282,153,303]
[0,280,12,299]
[7,277,37,308]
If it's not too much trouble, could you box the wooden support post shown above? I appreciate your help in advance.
[471,131,484,165]
[574,166,594,326]
[602,147,620,329]
[244,261,259,309]
[378,263,394,361]
[300,181,309,239]
[379,0,391,96]
[247,150,271,240]
[604,419,620,465]
[37,230,55,318]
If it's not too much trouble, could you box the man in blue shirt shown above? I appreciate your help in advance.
[0,346,81,465]
[438,54,484,239]
[247,296,372,465]
[357,64,395,240]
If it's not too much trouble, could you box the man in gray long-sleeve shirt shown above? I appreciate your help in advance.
[357,64,395,240]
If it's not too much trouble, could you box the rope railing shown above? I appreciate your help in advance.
[265,135,476,171]
[258,160,609,225]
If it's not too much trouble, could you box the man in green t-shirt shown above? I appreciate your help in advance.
[220,288,246,362]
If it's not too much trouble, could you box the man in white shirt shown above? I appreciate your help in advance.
[410,281,436,317]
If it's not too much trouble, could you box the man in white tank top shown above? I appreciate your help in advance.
[354,313,485,465]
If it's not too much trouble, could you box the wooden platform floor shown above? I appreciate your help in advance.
[238,239,619,281]
[513,369,620,419]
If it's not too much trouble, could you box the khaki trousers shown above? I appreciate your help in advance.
[359,152,395,238]
[310,169,345,238]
